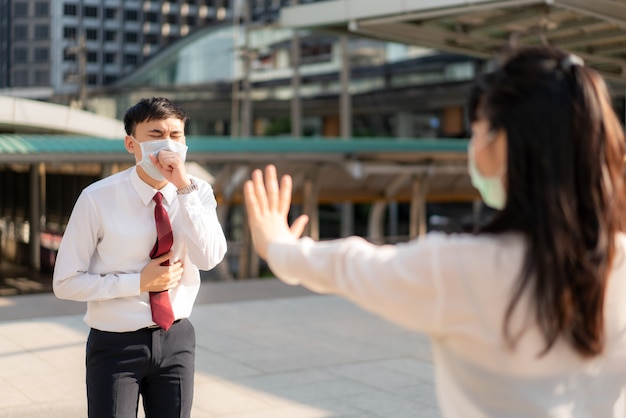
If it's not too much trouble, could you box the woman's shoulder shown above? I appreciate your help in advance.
[421,230,525,249]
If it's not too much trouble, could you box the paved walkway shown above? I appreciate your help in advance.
[0,279,439,418]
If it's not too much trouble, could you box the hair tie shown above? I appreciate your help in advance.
[560,54,584,71]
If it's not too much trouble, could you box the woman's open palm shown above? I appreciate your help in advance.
[243,164,309,259]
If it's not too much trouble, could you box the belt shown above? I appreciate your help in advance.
[144,319,182,330]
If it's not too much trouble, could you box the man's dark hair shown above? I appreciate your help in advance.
[123,97,189,135]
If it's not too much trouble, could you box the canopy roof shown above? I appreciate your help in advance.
[281,0,626,84]
[0,135,474,202]
[0,135,466,163]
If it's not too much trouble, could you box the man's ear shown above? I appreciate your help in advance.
[124,135,134,154]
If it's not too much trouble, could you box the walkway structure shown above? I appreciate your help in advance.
[0,133,472,279]
[0,96,124,137]
[281,0,626,84]
[15,0,618,279]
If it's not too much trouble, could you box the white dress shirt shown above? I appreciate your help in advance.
[266,232,626,417]
[53,167,227,332]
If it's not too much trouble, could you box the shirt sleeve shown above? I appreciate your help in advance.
[266,234,446,334]
[52,191,141,302]
[176,178,227,271]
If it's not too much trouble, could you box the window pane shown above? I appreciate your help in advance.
[124,54,138,65]
[84,6,98,18]
[14,3,28,17]
[13,71,28,86]
[125,10,138,21]
[35,2,49,16]
[145,12,158,22]
[124,32,138,43]
[104,53,116,63]
[34,47,49,61]
[64,49,76,62]
[64,26,77,39]
[64,4,77,16]
[14,25,28,40]
[34,69,49,86]
[35,24,49,40]
[103,75,118,85]
[144,33,158,44]
[14,48,28,63]
[86,28,98,40]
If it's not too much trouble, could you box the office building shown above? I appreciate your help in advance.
[0,0,234,100]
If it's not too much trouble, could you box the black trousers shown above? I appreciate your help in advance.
[86,319,195,418]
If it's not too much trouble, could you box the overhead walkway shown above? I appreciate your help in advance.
[281,0,626,84]
[0,134,473,278]
[0,96,124,137]
[0,134,471,203]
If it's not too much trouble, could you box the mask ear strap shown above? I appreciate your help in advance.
[471,131,498,152]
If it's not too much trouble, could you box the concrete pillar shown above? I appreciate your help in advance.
[216,202,234,280]
[340,201,353,237]
[237,204,252,279]
[241,1,252,137]
[396,112,414,138]
[409,175,429,239]
[230,3,242,137]
[29,163,44,271]
[368,201,386,244]
[366,172,413,244]
[221,165,252,280]
[340,36,352,140]
[303,176,319,240]
[388,201,398,240]
[339,35,353,237]
[291,0,302,138]
[472,199,483,232]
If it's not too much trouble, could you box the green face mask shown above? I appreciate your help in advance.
[468,140,507,210]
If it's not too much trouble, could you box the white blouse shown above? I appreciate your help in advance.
[266,232,626,417]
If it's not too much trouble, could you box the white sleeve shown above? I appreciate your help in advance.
[266,234,445,334]
[52,191,140,302]
[176,179,227,271]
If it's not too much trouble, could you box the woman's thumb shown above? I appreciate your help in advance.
[290,215,309,238]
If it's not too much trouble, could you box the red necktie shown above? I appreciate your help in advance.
[149,192,175,330]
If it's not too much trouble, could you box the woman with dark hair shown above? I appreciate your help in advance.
[243,46,626,417]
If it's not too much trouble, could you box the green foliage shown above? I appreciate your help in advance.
[264,118,291,136]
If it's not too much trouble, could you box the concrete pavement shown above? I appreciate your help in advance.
[0,279,439,418]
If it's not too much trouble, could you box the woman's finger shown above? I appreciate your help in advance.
[278,174,293,216]
[243,179,261,220]
[265,165,280,212]
[290,215,309,239]
[251,168,269,214]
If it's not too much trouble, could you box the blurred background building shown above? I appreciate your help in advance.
[1,0,626,290]
[1,0,236,102]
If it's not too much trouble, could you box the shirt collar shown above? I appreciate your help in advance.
[130,167,177,206]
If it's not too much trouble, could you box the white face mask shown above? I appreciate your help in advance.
[468,138,507,210]
[132,137,188,181]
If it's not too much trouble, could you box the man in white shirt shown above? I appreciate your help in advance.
[53,97,227,418]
